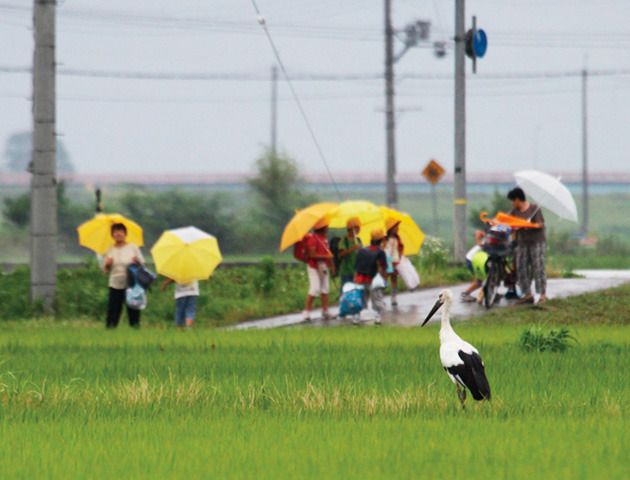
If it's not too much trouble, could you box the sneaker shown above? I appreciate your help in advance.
[322,311,336,321]
[391,296,398,307]
[302,310,311,322]
[460,293,476,303]
[374,314,382,325]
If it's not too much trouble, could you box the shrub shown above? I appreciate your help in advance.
[419,236,448,270]
[518,324,577,352]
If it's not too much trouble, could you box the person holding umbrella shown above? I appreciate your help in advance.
[337,217,362,294]
[103,222,145,328]
[384,218,405,307]
[507,187,547,304]
[161,279,199,330]
[303,218,335,321]
[151,226,223,330]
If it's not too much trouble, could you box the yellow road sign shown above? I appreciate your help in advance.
[422,160,445,185]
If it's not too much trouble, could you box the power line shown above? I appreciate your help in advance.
[249,0,342,200]
[2,65,630,81]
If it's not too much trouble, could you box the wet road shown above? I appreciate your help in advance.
[231,270,630,330]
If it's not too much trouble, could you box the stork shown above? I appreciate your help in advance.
[421,289,491,409]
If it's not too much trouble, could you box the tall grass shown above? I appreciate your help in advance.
[0,322,628,478]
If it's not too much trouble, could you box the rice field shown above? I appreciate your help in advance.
[0,319,628,479]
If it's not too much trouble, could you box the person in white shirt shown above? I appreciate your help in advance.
[103,223,144,328]
[161,278,199,330]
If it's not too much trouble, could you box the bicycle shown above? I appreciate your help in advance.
[481,224,516,309]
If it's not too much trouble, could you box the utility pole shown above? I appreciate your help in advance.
[31,0,57,311]
[580,68,589,236]
[384,0,397,209]
[270,65,278,153]
[453,0,467,262]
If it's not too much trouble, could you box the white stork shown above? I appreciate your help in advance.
[421,289,491,409]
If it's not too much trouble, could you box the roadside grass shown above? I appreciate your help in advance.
[1,287,629,480]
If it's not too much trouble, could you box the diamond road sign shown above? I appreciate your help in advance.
[422,159,445,185]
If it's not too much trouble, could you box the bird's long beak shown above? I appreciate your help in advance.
[421,298,443,327]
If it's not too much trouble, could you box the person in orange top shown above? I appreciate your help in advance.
[303,218,335,321]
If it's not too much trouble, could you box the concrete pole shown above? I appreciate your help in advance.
[580,68,589,236]
[453,0,467,262]
[384,0,398,209]
[31,0,57,311]
[271,65,278,153]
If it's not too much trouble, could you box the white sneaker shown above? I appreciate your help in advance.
[302,310,311,322]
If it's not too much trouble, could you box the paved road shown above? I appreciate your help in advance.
[231,270,630,330]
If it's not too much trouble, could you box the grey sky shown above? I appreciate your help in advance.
[0,0,629,178]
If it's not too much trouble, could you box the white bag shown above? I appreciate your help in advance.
[397,256,420,290]
[371,273,388,290]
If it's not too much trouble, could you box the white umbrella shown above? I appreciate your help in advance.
[514,170,578,222]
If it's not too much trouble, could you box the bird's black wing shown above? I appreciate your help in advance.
[452,350,491,401]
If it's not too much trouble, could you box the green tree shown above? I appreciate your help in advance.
[245,148,318,252]
[116,187,240,254]
[1,180,93,252]
[3,130,75,174]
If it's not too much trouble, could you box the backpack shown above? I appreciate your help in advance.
[127,263,157,290]
[293,233,312,263]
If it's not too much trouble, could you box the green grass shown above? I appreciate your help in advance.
[1,293,629,479]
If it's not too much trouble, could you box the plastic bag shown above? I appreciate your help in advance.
[371,273,388,290]
[397,256,420,290]
[126,284,147,310]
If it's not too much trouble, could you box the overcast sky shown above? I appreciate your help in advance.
[0,0,629,178]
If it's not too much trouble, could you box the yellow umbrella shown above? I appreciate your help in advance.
[77,213,144,255]
[374,206,425,255]
[327,200,384,230]
[151,226,222,284]
[280,202,338,252]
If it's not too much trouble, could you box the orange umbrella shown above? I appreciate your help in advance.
[480,211,540,229]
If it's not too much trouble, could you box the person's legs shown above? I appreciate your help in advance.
[106,287,124,328]
[515,245,533,297]
[184,295,198,329]
[532,241,547,299]
[389,271,399,305]
[320,271,333,318]
[304,266,321,319]
[372,287,384,313]
[127,303,140,328]
[175,297,186,330]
